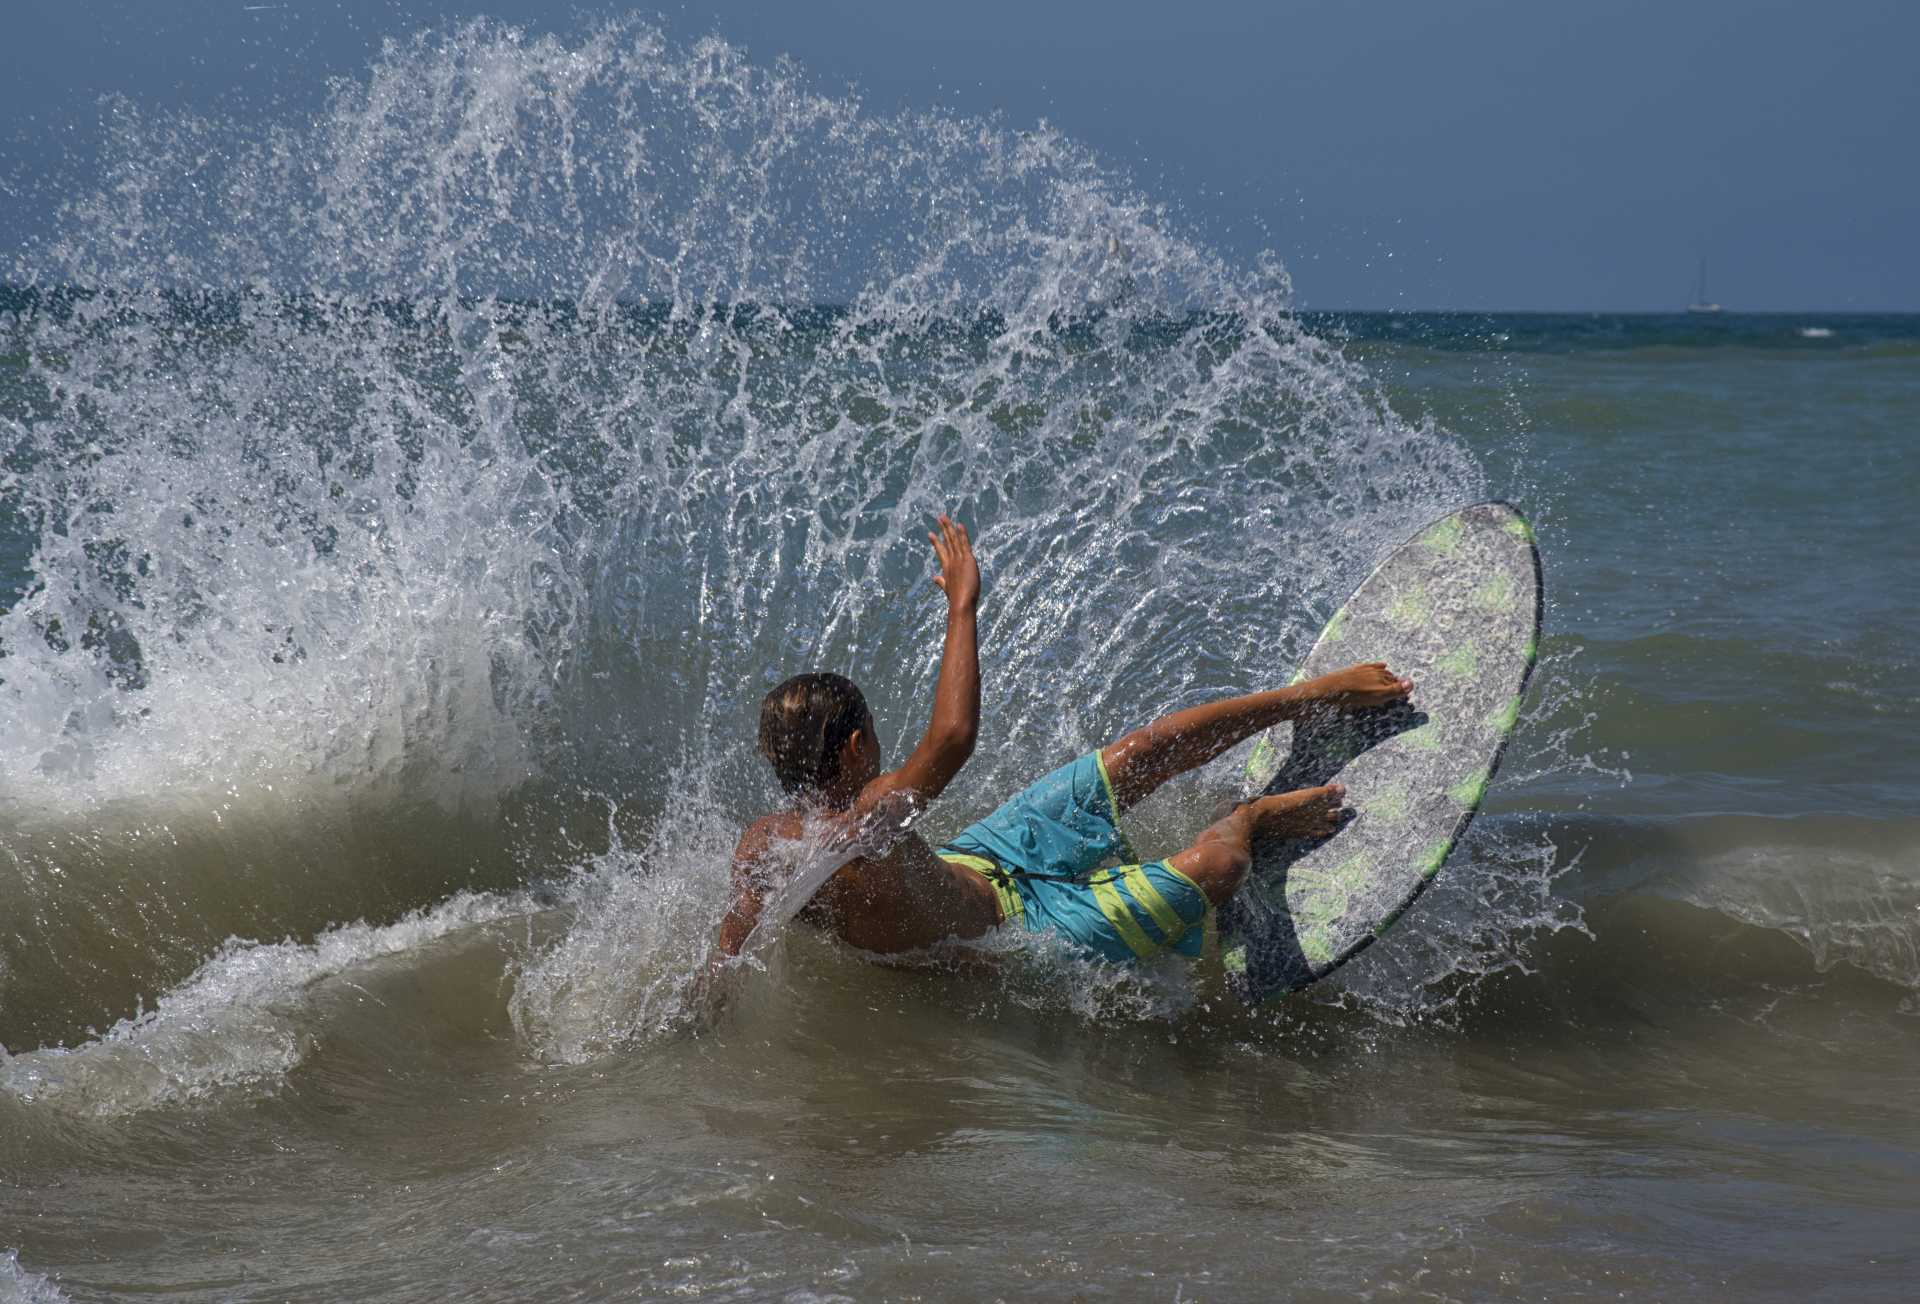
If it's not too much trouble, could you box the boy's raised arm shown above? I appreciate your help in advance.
[857,515,980,812]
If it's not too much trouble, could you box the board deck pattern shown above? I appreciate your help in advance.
[1220,502,1542,1004]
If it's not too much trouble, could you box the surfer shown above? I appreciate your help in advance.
[712,516,1413,969]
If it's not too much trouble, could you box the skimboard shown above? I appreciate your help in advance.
[1219,501,1542,1004]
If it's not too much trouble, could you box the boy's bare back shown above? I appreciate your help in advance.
[737,810,1000,954]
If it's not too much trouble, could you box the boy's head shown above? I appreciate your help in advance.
[758,672,880,802]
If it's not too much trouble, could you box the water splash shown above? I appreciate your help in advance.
[508,788,735,1063]
[0,1251,69,1304]
[1,16,1567,1059]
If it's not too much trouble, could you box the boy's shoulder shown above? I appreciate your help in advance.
[735,809,806,863]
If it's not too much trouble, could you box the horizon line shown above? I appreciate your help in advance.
[3,283,1917,317]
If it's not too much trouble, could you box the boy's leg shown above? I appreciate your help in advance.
[1098,664,1411,812]
[1097,687,1308,813]
[1165,785,1346,907]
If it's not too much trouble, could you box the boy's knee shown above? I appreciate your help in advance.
[1177,840,1250,908]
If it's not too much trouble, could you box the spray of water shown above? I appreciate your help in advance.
[1,16,1579,1083]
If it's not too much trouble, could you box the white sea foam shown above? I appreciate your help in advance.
[0,1252,69,1304]
[0,892,525,1117]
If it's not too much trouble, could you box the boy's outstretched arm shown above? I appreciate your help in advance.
[855,515,980,813]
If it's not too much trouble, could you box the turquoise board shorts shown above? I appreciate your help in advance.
[937,753,1211,963]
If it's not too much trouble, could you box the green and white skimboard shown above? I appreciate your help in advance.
[1220,501,1542,1004]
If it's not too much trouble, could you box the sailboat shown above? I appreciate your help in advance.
[1686,256,1723,313]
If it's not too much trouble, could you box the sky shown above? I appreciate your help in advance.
[3,0,1916,310]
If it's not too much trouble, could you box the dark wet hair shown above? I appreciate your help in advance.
[758,673,872,796]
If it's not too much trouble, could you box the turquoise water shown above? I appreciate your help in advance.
[3,18,1918,1302]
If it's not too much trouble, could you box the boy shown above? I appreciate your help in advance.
[713,516,1412,967]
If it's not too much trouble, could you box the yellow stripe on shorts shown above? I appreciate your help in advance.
[1119,864,1188,944]
[1091,874,1157,959]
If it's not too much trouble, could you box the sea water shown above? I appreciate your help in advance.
[3,18,1917,1301]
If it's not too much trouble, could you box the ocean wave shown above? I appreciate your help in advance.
[0,790,541,1053]
[0,891,526,1117]
[6,804,1911,1123]
[1548,810,1920,995]
[1661,837,1920,996]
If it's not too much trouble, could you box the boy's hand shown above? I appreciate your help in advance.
[1314,661,1413,707]
[928,515,980,612]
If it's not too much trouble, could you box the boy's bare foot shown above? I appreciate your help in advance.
[1313,662,1414,708]
[1245,784,1348,839]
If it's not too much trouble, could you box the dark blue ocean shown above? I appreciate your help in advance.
[3,19,1917,1303]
